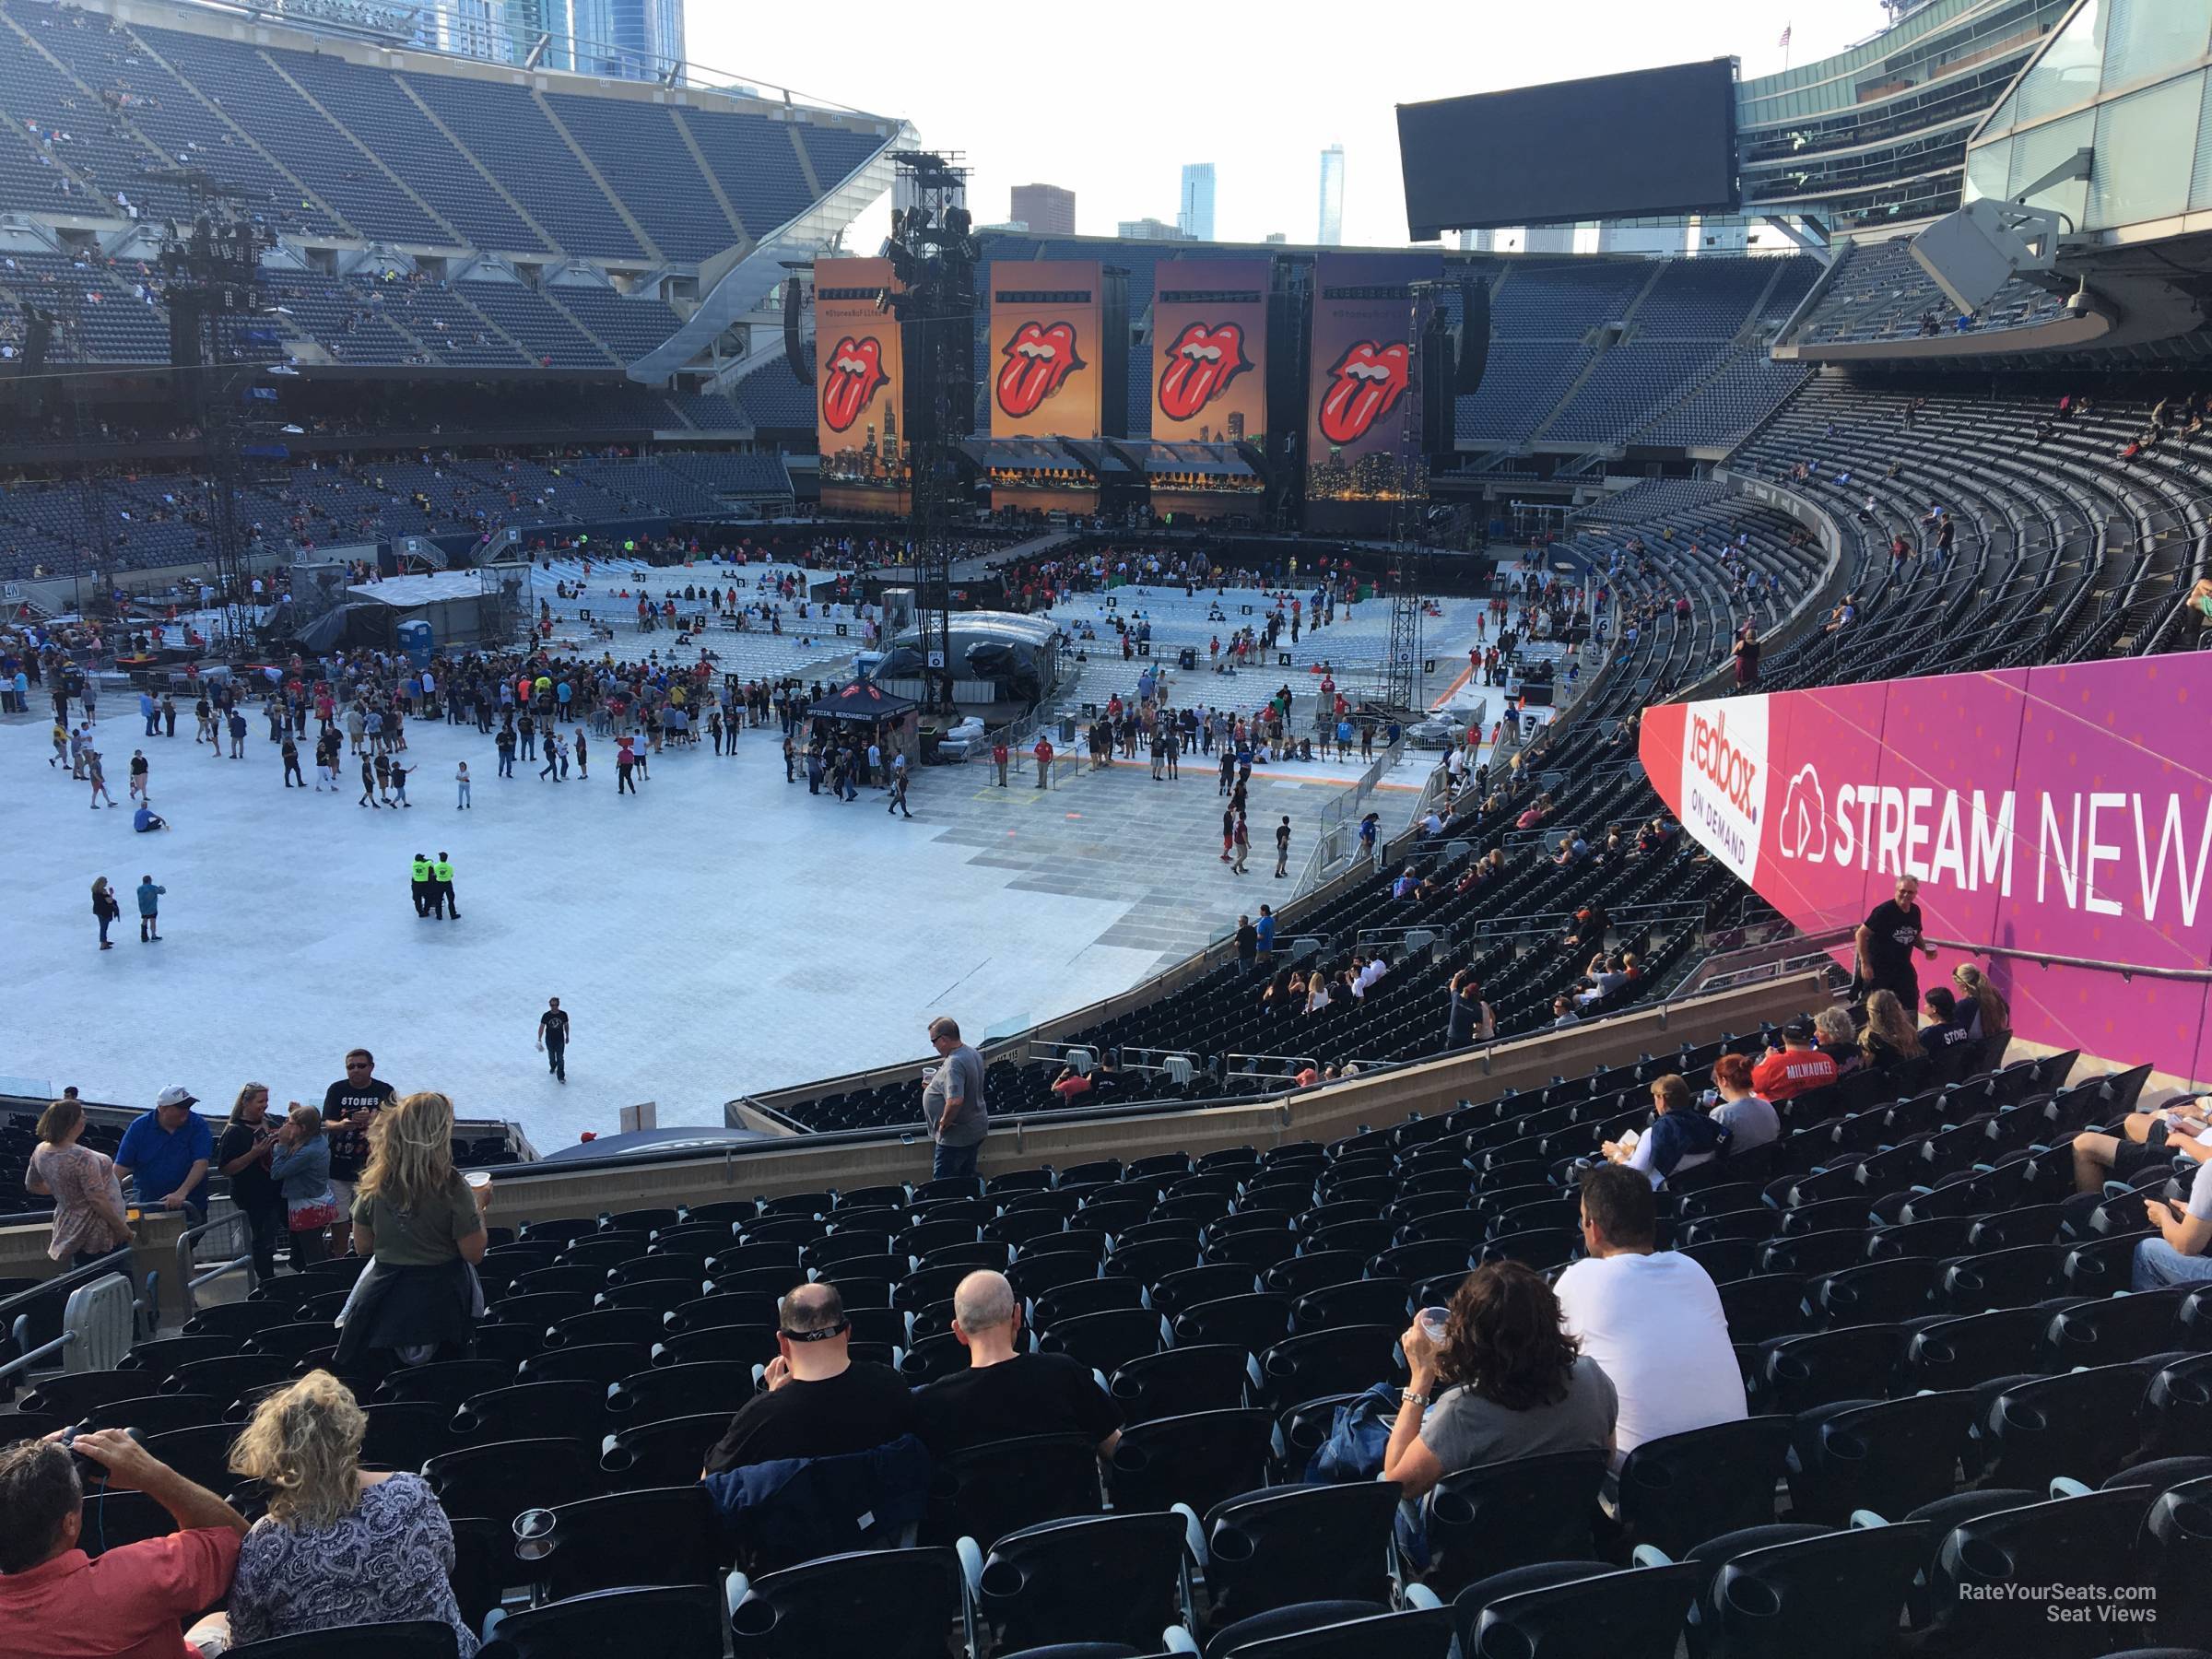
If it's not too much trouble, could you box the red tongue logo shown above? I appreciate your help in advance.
[820,335,888,433]
[1317,339,1410,445]
[1158,321,1251,423]
[995,320,1084,419]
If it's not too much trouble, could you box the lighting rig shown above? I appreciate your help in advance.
[878,150,976,718]
[150,170,288,653]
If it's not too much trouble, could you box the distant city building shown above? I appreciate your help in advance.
[977,220,1029,233]
[1115,218,1188,241]
[565,0,684,80]
[1317,145,1344,246]
[501,0,558,66]
[1010,183,1076,237]
[1178,163,1216,241]
[428,0,508,62]
[1264,232,1287,244]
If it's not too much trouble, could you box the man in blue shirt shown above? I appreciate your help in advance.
[115,1087,213,1220]
[1253,904,1276,958]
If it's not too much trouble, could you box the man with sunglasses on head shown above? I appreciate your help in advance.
[700,1282,916,1477]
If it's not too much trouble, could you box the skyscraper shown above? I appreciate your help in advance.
[566,0,685,81]
[1317,145,1345,246]
[1010,183,1076,237]
[1178,163,1216,241]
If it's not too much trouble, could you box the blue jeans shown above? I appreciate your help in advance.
[2133,1237,2212,1290]
[932,1139,981,1182]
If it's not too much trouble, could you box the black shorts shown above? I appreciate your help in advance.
[2108,1120,2171,1180]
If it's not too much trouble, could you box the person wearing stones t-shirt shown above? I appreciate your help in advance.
[322,1047,396,1177]
[1855,874,1937,1010]
[536,998,571,1084]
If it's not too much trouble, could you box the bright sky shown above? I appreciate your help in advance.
[686,1,1885,247]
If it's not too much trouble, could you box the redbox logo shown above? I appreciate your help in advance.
[1677,695,1769,884]
[1690,710,1762,819]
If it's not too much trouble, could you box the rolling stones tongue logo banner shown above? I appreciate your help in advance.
[820,335,888,432]
[1305,251,1441,502]
[1159,323,1248,421]
[1152,257,1269,442]
[1317,340,1409,444]
[813,257,906,505]
[989,259,1105,438]
[994,320,1085,418]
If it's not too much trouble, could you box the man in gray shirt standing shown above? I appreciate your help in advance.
[924,1015,988,1181]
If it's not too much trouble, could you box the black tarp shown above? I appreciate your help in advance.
[807,680,918,724]
[288,601,393,654]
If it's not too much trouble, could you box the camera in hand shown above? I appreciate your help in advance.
[62,1424,145,1475]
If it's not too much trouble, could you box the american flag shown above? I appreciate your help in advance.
[1779,24,1793,47]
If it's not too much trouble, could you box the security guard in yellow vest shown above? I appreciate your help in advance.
[432,853,459,921]
[410,853,432,917]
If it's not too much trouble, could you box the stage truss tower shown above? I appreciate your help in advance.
[154,171,277,653]
[883,151,977,717]
[1382,280,1446,717]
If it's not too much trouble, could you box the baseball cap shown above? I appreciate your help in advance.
[156,1085,198,1110]
[1782,1015,1818,1041]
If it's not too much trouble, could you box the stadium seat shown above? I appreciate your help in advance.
[1420,1449,1609,1598]
[967,1512,1194,1653]
[1110,1408,1275,1516]
[1611,1416,1794,1559]
[600,1413,731,1488]
[1110,1345,1253,1424]
[1206,1600,1453,1659]
[923,1431,1104,1547]
[452,1381,605,1445]
[425,1437,601,1522]
[726,1546,963,1659]
[1784,1391,1978,1525]
[1913,1489,2153,1659]
[513,1486,724,1601]
[480,1585,724,1659]
[1452,1560,1701,1659]
[1972,1364,2153,1489]
[1199,1481,1404,1629]
[1680,1520,1933,1659]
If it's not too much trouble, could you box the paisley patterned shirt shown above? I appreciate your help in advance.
[227,1473,477,1655]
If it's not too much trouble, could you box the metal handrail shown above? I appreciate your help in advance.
[1,1249,136,1382]
[1924,936,2212,984]
[176,1209,254,1321]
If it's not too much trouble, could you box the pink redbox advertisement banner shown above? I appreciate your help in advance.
[1639,654,2212,1085]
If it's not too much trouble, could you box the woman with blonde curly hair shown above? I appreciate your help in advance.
[331,1091,489,1370]
[223,1370,477,1653]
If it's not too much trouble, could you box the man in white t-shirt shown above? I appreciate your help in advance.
[1554,1164,1747,1466]
[2134,1168,2212,1290]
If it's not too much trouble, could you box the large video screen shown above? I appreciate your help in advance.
[1397,58,1737,239]
[1151,256,1269,446]
[988,259,1104,440]
[1304,251,1442,505]
[815,257,907,512]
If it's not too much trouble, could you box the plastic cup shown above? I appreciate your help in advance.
[1418,1307,1450,1345]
